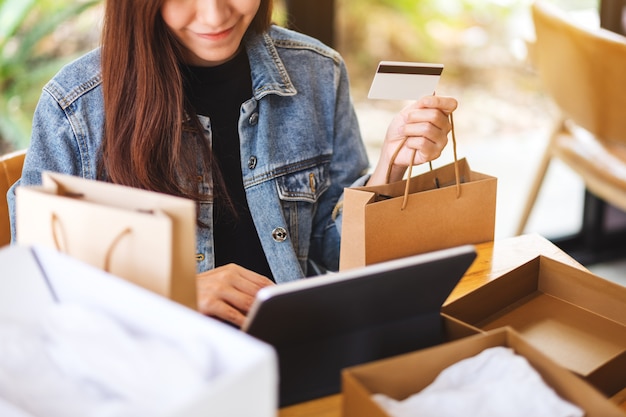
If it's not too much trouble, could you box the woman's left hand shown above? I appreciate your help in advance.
[367,95,458,186]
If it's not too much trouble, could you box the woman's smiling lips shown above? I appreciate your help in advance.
[195,26,234,41]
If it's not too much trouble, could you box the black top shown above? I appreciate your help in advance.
[184,50,274,281]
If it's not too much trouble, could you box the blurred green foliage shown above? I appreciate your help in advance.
[0,0,100,151]
[337,0,520,90]
[337,0,599,94]
[0,0,601,151]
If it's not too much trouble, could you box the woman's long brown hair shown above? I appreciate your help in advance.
[99,0,273,203]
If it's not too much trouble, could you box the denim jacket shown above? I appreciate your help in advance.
[7,26,370,283]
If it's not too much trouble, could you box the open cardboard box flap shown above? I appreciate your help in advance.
[442,255,626,397]
[342,327,626,417]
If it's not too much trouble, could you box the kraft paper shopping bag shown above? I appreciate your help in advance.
[340,114,497,270]
[15,172,197,309]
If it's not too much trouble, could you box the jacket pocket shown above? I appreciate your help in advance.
[275,163,331,264]
[275,163,330,203]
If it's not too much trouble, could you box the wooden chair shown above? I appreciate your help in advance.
[0,149,26,247]
[516,1,626,236]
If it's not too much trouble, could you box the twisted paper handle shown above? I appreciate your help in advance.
[50,212,132,272]
[384,112,460,210]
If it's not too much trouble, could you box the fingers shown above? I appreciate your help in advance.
[403,96,457,153]
[415,95,458,114]
[368,95,459,185]
[400,111,449,143]
[400,96,456,136]
[405,135,447,163]
[196,264,275,328]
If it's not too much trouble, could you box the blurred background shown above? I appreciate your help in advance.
[1,0,624,280]
[0,0,585,153]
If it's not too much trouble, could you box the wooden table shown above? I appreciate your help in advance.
[279,233,625,417]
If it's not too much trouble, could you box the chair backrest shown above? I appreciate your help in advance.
[531,1,626,144]
[0,149,26,247]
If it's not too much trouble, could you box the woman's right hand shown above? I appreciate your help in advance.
[367,95,458,186]
[196,264,275,328]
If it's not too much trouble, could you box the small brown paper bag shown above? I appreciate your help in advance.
[340,114,497,270]
[15,172,197,309]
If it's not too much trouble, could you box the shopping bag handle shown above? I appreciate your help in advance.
[384,112,460,209]
[51,212,132,272]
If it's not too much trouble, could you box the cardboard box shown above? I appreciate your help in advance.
[442,255,626,398]
[342,328,626,417]
[0,245,278,417]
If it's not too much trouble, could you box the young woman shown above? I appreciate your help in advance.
[8,0,457,327]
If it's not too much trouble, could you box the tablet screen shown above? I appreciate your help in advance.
[243,245,476,406]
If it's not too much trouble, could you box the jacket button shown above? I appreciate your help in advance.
[195,253,205,261]
[271,227,288,242]
[248,156,257,169]
[249,113,259,125]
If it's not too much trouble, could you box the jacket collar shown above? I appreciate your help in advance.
[245,28,298,100]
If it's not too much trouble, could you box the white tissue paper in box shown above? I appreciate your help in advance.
[0,244,279,417]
